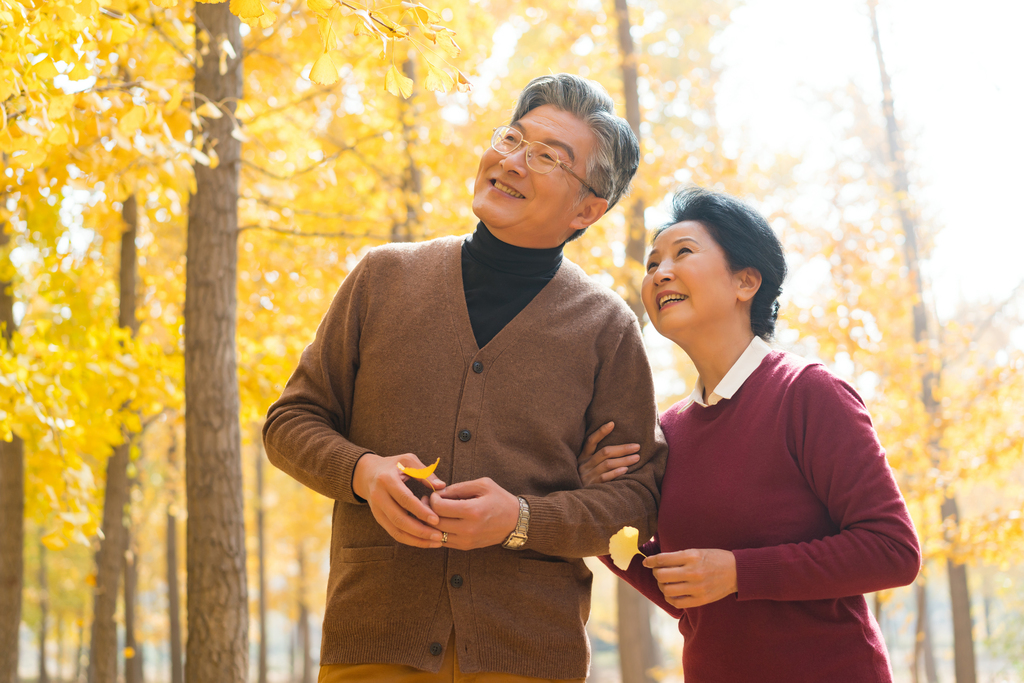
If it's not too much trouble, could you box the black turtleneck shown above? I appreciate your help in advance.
[461,222,563,349]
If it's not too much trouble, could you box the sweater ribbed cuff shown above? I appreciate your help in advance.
[733,547,783,601]
[518,494,563,555]
[327,440,376,505]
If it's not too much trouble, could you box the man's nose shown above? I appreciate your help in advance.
[499,147,528,176]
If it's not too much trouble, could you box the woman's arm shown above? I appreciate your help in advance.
[733,364,922,602]
[577,421,641,486]
[599,538,684,619]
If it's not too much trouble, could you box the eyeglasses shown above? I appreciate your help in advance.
[490,126,604,199]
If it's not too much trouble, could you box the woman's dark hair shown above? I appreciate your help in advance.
[653,187,787,340]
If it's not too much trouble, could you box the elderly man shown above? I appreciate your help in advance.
[263,73,666,683]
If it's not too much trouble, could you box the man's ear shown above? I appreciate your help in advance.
[735,267,762,303]
[569,195,609,233]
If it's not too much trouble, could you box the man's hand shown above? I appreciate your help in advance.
[429,478,520,551]
[577,421,641,486]
[353,453,447,549]
[643,549,738,609]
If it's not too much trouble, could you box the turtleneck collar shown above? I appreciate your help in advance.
[464,222,563,277]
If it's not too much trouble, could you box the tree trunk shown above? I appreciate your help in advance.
[0,201,25,683]
[616,580,659,683]
[297,543,312,683]
[166,434,183,683]
[74,614,84,683]
[39,537,50,683]
[124,537,142,683]
[88,193,140,683]
[942,497,977,683]
[185,4,248,682]
[394,55,420,243]
[612,0,647,321]
[867,4,975,681]
[56,612,64,683]
[912,579,937,683]
[256,428,268,683]
[610,5,659,679]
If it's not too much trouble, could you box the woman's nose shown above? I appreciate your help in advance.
[654,263,674,282]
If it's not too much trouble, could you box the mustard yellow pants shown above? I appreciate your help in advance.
[317,632,584,683]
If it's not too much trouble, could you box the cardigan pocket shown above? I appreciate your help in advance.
[339,545,395,563]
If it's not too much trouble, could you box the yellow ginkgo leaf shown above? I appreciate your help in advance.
[229,0,264,19]
[196,101,223,119]
[608,525,646,570]
[124,647,136,659]
[309,53,339,85]
[307,0,334,13]
[397,457,439,479]
[384,64,413,98]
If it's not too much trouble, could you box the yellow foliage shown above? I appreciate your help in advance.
[230,0,265,19]
[308,52,340,86]
[384,64,413,98]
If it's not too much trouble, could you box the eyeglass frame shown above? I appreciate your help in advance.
[490,126,604,200]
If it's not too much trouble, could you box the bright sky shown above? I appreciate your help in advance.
[714,0,1024,319]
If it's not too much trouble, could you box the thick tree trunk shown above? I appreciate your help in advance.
[612,0,647,321]
[39,537,50,683]
[185,4,248,682]
[867,4,974,681]
[0,205,25,683]
[297,543,312,683]
[124,537,142,683]
[166,434,183,683]
[256,429,268,683]
[88,194,140,683]
[610,5,659,679]
[616,580,659,683]
[942,497,977,683]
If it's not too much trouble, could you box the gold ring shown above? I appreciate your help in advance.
[441,532,448,543]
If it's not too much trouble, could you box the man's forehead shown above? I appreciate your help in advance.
[512,107,593,161]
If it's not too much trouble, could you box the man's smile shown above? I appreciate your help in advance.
[492,179,525,199]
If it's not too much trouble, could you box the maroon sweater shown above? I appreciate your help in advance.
[602,351,920,682]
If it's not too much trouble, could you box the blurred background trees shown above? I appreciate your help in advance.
[1,0,1022,682]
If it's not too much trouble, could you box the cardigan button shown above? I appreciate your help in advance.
[472,361,484,373]
[458,430,471,442]
[450,574,464,588]
[429,642,443,656]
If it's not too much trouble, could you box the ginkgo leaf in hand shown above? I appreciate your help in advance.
[609,525,646,570]
[397,457,439,479]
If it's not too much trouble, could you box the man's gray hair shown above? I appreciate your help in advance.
[511,73,640,240]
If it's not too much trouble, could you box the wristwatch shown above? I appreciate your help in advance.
[502,496,530,549]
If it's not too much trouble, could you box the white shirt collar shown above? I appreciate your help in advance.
[689,336,773,407]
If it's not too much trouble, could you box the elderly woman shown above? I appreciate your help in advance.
[579,187,920,681]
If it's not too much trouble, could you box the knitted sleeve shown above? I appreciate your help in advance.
[733,364,921,601]
[522,317,668,557]
[598,537,684,619]
[262,252,376,505]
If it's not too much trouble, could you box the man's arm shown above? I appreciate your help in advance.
[262,253,444,548]
[430,317,667,556]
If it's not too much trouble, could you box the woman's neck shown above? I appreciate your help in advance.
[673,322,755,399]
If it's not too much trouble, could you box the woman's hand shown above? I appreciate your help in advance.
[644,549,738,609]
[577,421,641,486]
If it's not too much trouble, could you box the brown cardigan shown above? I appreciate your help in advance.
[263,235,667,679]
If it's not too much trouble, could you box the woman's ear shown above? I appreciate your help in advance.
[735,267,762,303]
